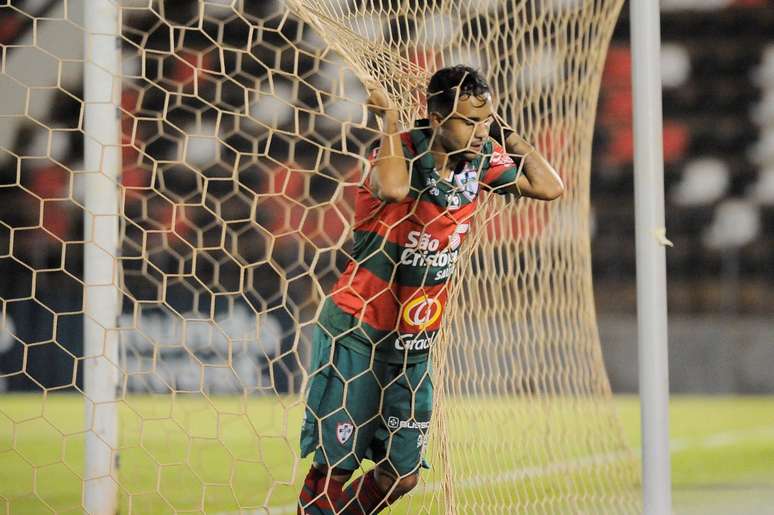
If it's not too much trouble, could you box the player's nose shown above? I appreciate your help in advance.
[474,123,489,140]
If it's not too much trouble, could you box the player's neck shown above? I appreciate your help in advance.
[429,141,462,180]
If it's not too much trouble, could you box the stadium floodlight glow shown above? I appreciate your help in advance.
[83,0,121,513]
[630,0,674,513]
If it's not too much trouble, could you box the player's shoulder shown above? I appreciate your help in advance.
[488,139,506,155]
[486,139,517,167]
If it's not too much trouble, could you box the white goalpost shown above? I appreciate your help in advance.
[630,0,673,513]
[82,0,121,513]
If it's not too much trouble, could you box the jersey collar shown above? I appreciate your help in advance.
[409,119,487,183]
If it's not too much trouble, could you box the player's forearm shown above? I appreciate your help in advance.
[370,113,410,203]
[504,133,564,201]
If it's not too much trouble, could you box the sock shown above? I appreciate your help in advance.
[297,466,345,515]
[336,470,390,515]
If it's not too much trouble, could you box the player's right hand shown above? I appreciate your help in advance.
[364,80,395,118]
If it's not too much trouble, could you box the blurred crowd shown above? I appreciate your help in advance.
[593,0,774,314]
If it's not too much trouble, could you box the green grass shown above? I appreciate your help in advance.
[1,394,773,514]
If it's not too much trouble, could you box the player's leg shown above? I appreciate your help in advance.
[297,464,352,515]
[335,466,420,515]
[298,327,354,514]
[336,358,432,514]
[298,328,383,514]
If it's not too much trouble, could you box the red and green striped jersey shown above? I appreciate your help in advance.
[319,120,521,363]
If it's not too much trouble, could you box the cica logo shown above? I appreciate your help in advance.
[402,295,442,330]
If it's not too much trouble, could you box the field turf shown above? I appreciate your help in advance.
[1,394,773,514]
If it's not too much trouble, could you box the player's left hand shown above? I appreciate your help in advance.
[364,80,396,119]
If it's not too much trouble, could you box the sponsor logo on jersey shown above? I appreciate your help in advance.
[400,230,462,271]
[489,149,515,168]
[386,416,430,431]
[402,295,442,330]
[394,332,436,351]
[336,422,354,444]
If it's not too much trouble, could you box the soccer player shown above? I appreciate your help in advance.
[297,65,563,515]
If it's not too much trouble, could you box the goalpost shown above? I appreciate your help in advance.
[0,0,668,513]
[630,1,672,513]
[83,1,121,514]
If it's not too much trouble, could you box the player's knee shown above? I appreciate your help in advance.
[394,473,419,495]
[374,468,419,498]
[311,463,353,483]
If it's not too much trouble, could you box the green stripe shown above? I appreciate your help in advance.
[317,300,433,365]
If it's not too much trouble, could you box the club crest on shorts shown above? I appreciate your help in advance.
[336,422,354,444]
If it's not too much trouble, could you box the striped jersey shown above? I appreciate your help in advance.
[318,120,521,363]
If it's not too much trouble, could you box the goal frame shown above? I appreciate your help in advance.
[78,1,673,513]
[630,1,673,513]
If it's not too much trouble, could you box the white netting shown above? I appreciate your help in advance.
[0,0,639,513]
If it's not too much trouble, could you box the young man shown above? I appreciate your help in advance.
[298,65,563,515]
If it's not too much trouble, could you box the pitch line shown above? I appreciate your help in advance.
[222,449,633,515]
[224,425,774,515]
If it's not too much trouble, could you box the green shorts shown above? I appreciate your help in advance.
[299,327,432,476]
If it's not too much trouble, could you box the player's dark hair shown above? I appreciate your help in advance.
[427,65,490,117]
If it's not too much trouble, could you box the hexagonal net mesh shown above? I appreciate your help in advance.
[0,0,640,513]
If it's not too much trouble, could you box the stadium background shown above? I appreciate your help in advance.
[0,0,771,395]
[0,1,773,514]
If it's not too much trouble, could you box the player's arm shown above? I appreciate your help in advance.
[365,82,410,203]
[490,117,564,201]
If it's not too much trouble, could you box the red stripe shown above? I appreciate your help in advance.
[353,193,477,246]
[331,266,449,333]
[484,164,514,185]
[483,142,519,185]
[313,497,335,511]
[400,132,416,155]
[409,196,477,226]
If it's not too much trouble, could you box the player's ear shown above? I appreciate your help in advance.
[429,111,443,129]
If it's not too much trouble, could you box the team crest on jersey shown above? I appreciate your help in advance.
[448,223,470,251]
[336,422,354,444]
[462,182,479,201]
[454,168,480,201]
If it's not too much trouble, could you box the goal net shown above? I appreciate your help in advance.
[0,0,639,513]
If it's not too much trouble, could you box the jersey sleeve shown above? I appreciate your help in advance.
[481,141,522,195]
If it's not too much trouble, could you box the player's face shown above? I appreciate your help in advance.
[430,94,494,161]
